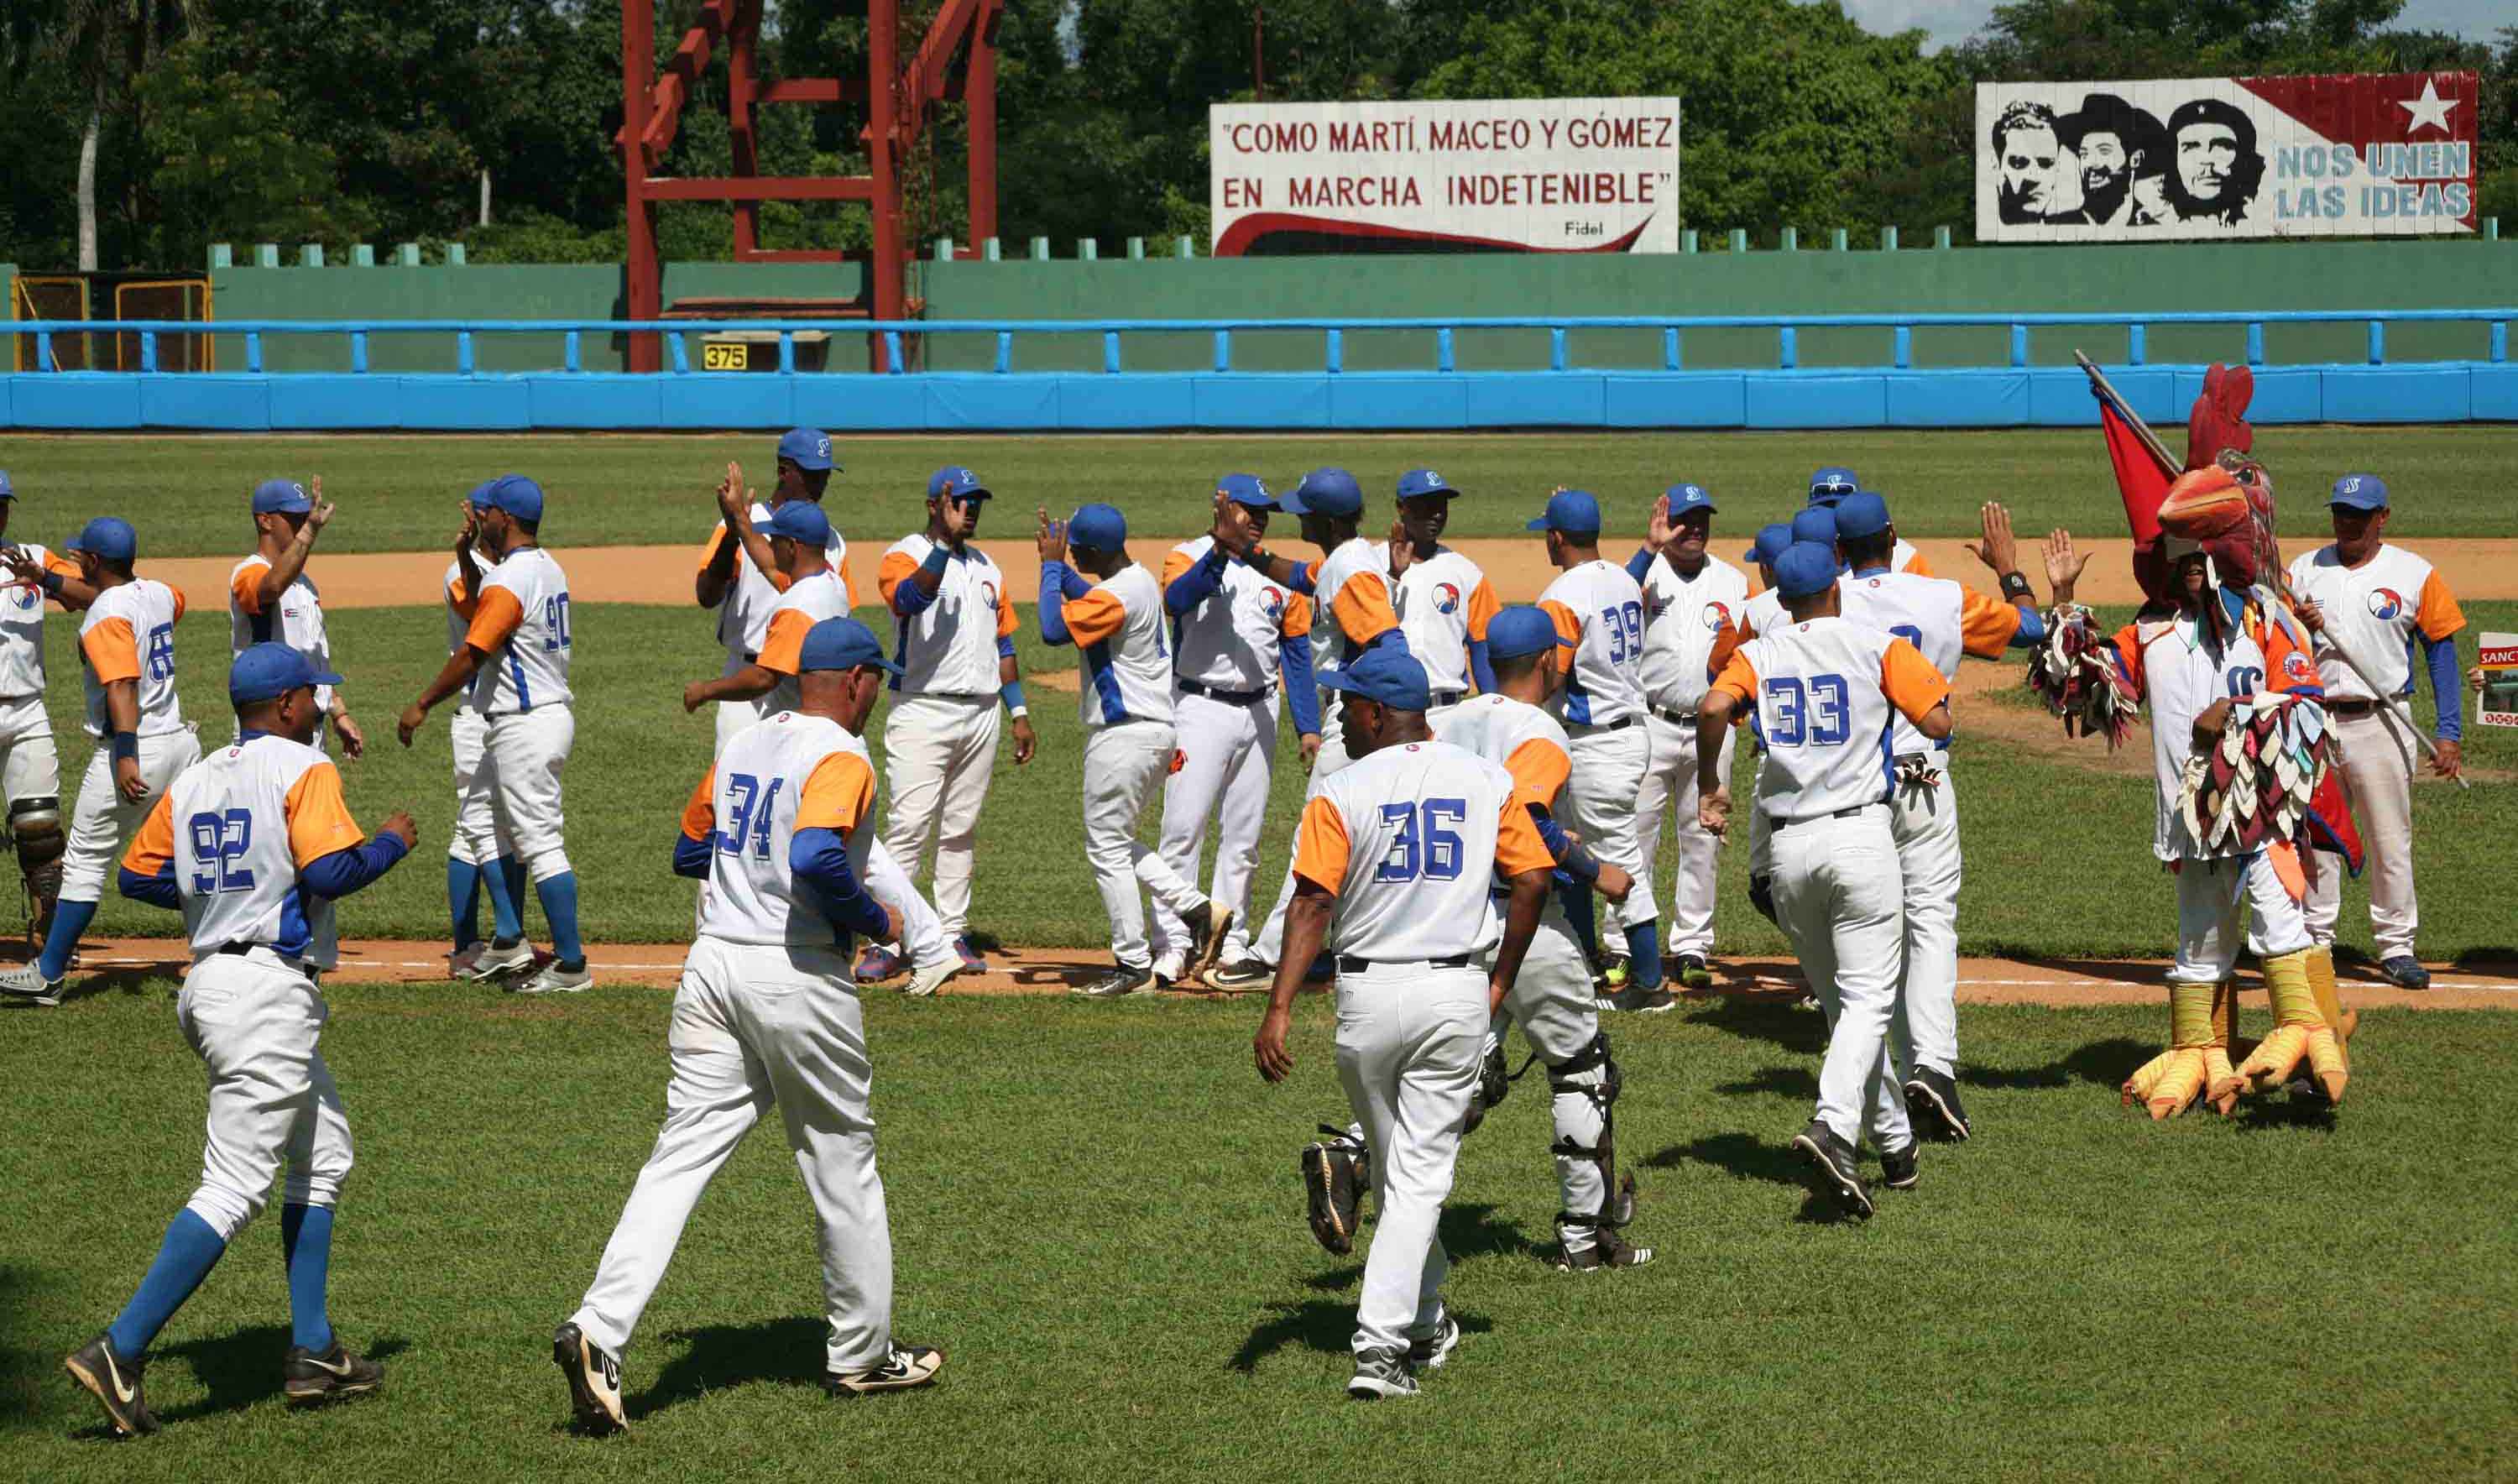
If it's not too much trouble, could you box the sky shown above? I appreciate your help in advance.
[1842,0,2510,50]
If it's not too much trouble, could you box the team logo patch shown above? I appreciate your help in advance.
[10,587,36,612]
[980,580,1000,612]
[2282,651,2316,682]
[1701,600,1732,631]
[1261,586,1285,623]
[1433,582,1461,615]
[2366,588,2405,621]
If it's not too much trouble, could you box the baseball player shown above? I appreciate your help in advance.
[1700,542,1954,1219]
[1806,467,1930,574]
[1149,475,1319,984]
[440,499,531,980]
[396,476,587,995]
[228,478,363,757]
[1838,493,2048,1141]
[1,517,204,1006]
[1625,483,1753,989]
[696,429,849,756]
[1209,467,1406,990]
[554,619,942,1434]
[1719,506,1846,935]
[1037,503,1232,995]
[2286,473,2465,990]
[1252,646,1553,1398]
[0,471,85,952]
[1381,467,1499,721]
[1528,489,1665,1011]
[63,644,414,1436]
[870,466,1037,980]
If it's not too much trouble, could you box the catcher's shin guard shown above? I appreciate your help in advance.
[1547,1032,1636,1246]
[2123,980,2223,1120]
[1460,1025,1510,1138]
[2224,948,2346,1105]
[8,797,63,950]
[1300,1124,1370,1256]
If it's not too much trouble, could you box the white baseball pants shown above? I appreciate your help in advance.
[176,949,352,1241]
[1082,723,1206,970]
[2303,708,2418,962]
[1252,718,1352,965]
[474,707,573,882]
[1497,905,1608,1231]
[1888,755,1962,1080]
[1335,961,1483,1361]
[1771,807,1911,1152]
[880,694,1000,943]
[1636,709,1729,958]
[2170,853,2311,985]
[0,693,60,804]
[447,708,514,867]
[1566,723,1657,936]
[572,937,896,1372]
[1150,690,1277,966]
[61,726,201,900]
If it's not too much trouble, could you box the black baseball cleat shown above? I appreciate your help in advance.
[1301,1125,1370,1255]
[64,1333,159,1437]
[1790,1120,1874,1220]
[283,1337,384,1406]
[552,1322,627,1434]
[1405,1309,1460,1372]
[1346,1349,1418,1400]
[1903,1066,1973,1142]
[1073,964,1157,998]
[826,1344,943,1396]
[2377,955,2431,990]
[1600,984,1676,1015]
[1878,1142,1920,1191]
[1674,954,1714,989]
[1554,1227,1655,1272]
[1205,957,1275,991]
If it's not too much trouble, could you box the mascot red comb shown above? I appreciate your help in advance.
[2026,363,2359,1116]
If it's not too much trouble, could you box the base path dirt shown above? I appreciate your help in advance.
[52,938,2518,1009]
[141,536,2518,611]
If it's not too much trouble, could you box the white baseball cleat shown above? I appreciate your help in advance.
[1346,1350,1418,1400]
[0,963,65,1006]
[460,937,535,981]
[515,960,593,995]
[901,954,965,998]
[1405,1310,1460,1371]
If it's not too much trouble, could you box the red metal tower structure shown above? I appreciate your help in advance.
[618,0,1001,371]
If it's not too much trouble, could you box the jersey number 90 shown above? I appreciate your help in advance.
[1374,798,1467,883]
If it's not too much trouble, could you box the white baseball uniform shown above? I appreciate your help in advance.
[1250,537,1402,965]
[1632,549,1753,959]
[2286,542,2463,962]
[1435,694,1620,1250]
[700,502,854,753]
[1383,542,1499,716]
[443,558,513,871]
[877,534,1016,944]
[573,713,903,1372]
[1727,585,1790,884]
[1293,738,1552,1361]
[228,552,338,716]
[1835,567,2030,1081]
[460,546,574,883]
[1538,560,1656,936]
[63,578,202,901]
[119,734,404,1241]
[1891,541,1930,577]
[1047,561,1208,972]
[1711,618,1950,1151]
[0,543,74,808]
[1152,537,1314,970]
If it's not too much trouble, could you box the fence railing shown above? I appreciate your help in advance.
[10,310,2516,378]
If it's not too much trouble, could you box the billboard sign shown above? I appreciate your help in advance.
[1975,72,2479,242]
[1209,97,1681,256]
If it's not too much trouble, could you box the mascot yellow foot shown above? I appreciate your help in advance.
[2124,981,2240,1119]
[2216,948,2347,1106]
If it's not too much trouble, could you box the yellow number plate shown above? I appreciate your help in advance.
[702,342,749,372]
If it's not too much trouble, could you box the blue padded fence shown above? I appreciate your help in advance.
[5,311,2513,431]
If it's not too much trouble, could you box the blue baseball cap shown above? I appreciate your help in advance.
[1280,467,1362,519]
[797,616,902,677]
[1809,467,1859,504]
[928,466,989,502]
[1217,473,1275,509]
[252,478,313,515]
[1665,482,1716,517]
[66,516,136,563]
[1486,605,1568,661]
[2329,473,2388,511]
[0,471,15,500]
[760,501,832,547]
[1789,506,1837,546]
[776,427,837,473]
[229,641,342,704]
[1396,468,1458,501]
[1834,491,1892,540]
[472,474,544,524]
[1067,503,1127,552]
[1527,489,1602,536]
[1744,522,1793,566]
[1774,542,1841,599]
[1323,646,1433,712]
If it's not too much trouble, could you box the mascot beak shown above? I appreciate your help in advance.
[2156,465,2251,540]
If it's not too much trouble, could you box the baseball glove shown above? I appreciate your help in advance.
[1461,1030,1510,1137]
[1299,1125,1371,1256]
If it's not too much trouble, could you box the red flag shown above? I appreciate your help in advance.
[2102,397,2173,546]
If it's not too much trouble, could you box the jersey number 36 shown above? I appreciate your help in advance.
[1374,798,1467,883]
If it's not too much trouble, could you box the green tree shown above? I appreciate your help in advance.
[136,39,374,264]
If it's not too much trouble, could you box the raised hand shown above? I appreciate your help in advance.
[1966,501,2017,574]
[1386,516,1413,576]
[716,462,749,522]
[1033,507,1066,562]
[1643,493,1675,556]
[306,477,336,532]
[2044,528,2090,602]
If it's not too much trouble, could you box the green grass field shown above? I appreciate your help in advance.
[40,598,2518,963]
[4,988,2514,1477]
[3,425,2515,554]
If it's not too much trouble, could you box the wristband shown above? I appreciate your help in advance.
[1559,840,1603,884]
[1000,680,1027,716]
[1999,571,2034,602]
[39,570,64,596]
[110,730,139,765]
